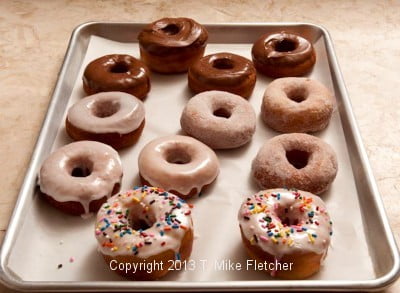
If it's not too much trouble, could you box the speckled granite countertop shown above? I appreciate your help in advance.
[0,0,399,292]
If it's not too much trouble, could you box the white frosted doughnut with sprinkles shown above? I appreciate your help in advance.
[95,186,194,280]
[238,188,332,279]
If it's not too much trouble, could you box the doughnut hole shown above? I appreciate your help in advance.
[91,100,121,118]
[161,23,180,35]
[110,61,130,73]
[286,86,308,103]
[69,157,94,177]
[164,148,191,165]
[286,149,310,169]
[213,107,231,119]
[212,58,234,70]
[128,205,156,231]
[274,39,297,52]
[275,207,300,227]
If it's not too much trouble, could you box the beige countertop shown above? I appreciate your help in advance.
[0,0,399,292]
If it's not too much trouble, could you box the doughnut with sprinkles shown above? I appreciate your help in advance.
[95,186,194,280]
[238,188,332,279]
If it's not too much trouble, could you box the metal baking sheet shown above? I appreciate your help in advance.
[0,22,399,292]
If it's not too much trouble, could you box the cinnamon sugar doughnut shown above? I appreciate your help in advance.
[180,91,256,149]
[261,78,335,133]
[252,133,337,194]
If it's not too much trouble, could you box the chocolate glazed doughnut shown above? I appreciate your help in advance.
[83,54,150,100]
[188,52,257,99]
[252,32,316,78]
[138,17,208,73]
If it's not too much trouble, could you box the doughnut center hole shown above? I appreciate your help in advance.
[110,61,130,73]
[287,87,308,103]
[70,159,93,177]
[286,149,310,169]
[128,200,157,231]
[289,95,306,103]
[212,58,234,70]
[213,108,231,119]
[129,218,152,231]
[165,148,191,165]
[92,100,121,118]
[275,39,297,52]
[161,24,180,35]
[276,207,300,226]
[71,167,91,177]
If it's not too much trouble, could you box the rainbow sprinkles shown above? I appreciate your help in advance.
[239,188,333,260]
[95,186,193,259]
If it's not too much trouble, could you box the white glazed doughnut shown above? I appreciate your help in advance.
[238,188,332,279]
[180,91,256,149]
[95,186,194,280]
[66,92,145,149]
[138,135,219,198]
[67,92,145,134]
[39,141,123,215]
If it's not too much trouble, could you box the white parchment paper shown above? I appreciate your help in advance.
[7,35,375,282]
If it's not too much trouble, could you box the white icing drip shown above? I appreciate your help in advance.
[138,135,219,195]
[39,141,123,214]
[238,189,332,259]
[67,92,145,134]
[95,187,193,258]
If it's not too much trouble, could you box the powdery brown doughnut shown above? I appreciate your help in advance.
[261,78,335,133]
[252,133,337,194]
[180,91,256,149]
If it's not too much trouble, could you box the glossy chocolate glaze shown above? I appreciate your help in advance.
[189,52,256,86]
[138,17,208,56]
[252,32,315,67]
[83,54,150,98]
